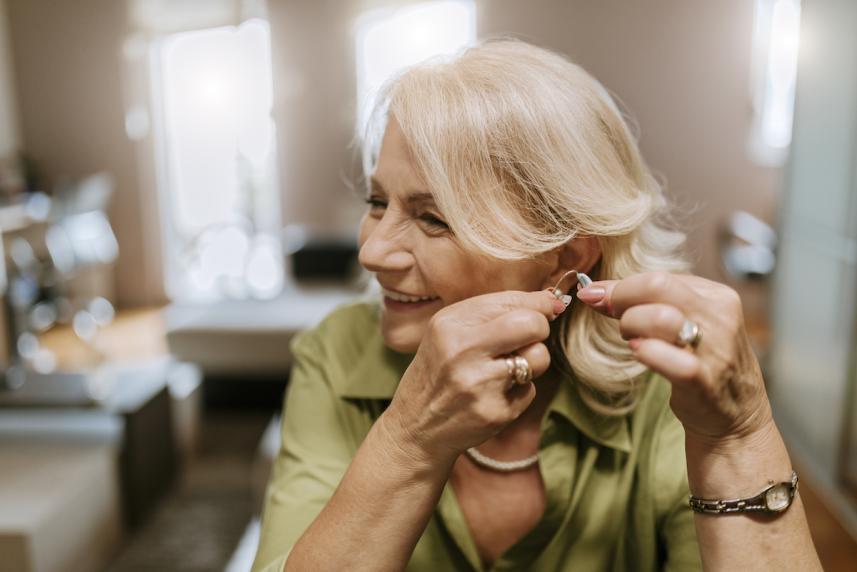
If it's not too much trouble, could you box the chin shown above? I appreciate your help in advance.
[380,320,425,354]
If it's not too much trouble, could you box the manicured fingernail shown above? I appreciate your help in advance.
[576,287,606,304]
[629,338,641,351]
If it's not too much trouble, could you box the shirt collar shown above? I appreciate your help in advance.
[546,369,632,453]
[336,323,631,454]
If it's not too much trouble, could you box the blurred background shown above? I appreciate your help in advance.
[0,0,854,570]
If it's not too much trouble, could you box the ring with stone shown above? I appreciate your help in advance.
[677,319,702,349]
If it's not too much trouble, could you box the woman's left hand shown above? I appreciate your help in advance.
[576,272,773,445]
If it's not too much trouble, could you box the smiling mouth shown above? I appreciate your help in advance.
[381,287,440,304]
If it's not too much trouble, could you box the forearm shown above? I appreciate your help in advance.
[285,413,455,572]
[686,419,822,571]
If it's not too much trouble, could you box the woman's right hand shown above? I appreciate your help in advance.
[380,289,566,469]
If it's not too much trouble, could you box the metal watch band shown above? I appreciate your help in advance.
[689,471,799,515]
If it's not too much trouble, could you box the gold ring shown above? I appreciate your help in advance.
[513,355,533,385]
[504,354,533,389]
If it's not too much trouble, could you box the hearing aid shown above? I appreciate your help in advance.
[550,269,593,308]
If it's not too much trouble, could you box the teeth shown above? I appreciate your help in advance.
[382,288,438,303]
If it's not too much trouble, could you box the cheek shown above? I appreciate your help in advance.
[421,253,487,303]
[442,259,545,302]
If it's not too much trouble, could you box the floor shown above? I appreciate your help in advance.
[106,411,271,572]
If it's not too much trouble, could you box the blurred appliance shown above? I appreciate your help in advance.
[718,210,777,281]
[284,224,360,283]
[0,173,119,404]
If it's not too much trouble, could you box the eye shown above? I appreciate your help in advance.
[364,196,387,212]
[419,213,449,231]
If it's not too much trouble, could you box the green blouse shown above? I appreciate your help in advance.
[252,301,702,572]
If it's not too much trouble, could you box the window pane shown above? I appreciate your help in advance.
[154,19,282,301]
[750,0,802,165]
[355,0,476,137]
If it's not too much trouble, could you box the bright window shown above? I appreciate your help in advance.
[750,0,802,165]
[152,18,283,301]
[355,0,476,137]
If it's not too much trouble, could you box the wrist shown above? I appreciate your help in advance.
[374,410,456,480]
[685,417,793,498]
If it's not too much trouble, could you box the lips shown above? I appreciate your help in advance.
[381,287,439,304]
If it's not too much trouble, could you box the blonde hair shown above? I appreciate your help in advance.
[362,39,689,415]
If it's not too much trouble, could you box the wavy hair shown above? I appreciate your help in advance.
[362,39,689,415]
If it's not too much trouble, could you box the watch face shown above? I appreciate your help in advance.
[765,484,791,511]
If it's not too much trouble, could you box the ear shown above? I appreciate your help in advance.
[544,236,602,291]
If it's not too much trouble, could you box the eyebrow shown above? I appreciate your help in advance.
[369,177,436,206]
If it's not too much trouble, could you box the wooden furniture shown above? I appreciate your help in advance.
[39,307,169,371]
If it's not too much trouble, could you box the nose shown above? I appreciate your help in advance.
[358,213,415,273]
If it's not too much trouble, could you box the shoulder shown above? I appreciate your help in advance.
[289,298,400,398]
[291,298,381,360]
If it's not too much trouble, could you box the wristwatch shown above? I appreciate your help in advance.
[688,471,799,515]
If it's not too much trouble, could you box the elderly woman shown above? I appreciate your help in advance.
[252,40,820,571]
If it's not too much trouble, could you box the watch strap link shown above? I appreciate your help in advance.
[689,471,798,515]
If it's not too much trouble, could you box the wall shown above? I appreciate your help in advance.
[478,0,780,280]
[5,0,164,307]
[269,0,780,281]
[3,0,780,304]
[0,0,18,157]
[269,0,366,237]
[0,0,14,366]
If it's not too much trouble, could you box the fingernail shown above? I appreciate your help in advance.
[576,287,606,304]
[629,338,641,351]
[552,297,569,314]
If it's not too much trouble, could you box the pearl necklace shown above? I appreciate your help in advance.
[465,447,540,472]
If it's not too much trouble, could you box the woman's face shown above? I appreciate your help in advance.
[357,119,560,354]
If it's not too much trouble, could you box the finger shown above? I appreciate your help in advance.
[484,343,550,391]
[619,303,686,344]
[480,309,551,356]
[574,279,618,316]
[577,272,697,319]
[515,341,551,380]
[469,289,565,323]
[629,337,700,384]
[504,381,537,417]
[488,343,546,414]
[680,274,724,295]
